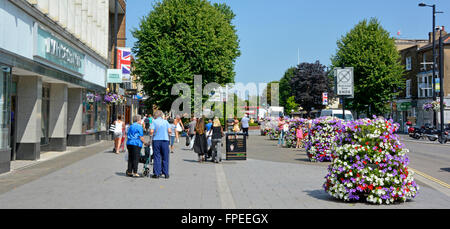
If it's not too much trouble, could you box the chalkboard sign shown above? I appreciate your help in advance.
[226,133,247,160]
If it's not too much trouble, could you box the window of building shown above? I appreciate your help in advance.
[406,56,412,71]
[406,79,411,98]
[417,74,433,98]
[0,66,11,150]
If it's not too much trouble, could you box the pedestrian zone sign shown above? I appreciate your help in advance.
[335,67,354,97]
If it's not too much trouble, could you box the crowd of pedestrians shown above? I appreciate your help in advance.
[111,112,253,178]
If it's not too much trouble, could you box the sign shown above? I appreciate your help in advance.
[35,26,85,74]
[322,92,328,105]
[335,67,354,97]
[399,102,411,111]
[117,47,131,82]
[107,69,122,83]
[435,78,440,93]
[226,133,247,160]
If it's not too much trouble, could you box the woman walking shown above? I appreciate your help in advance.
[126,115,147,177]
[211,117,224,163]
[113,115,125,154]
[174,115,184,143]
[193,117,208,162]
[278,116,286,147]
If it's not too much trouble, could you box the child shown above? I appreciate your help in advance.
[169,119,176,154]
[296,126,304,148]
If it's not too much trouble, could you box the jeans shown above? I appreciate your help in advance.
[127,145,141,174]
[153,140,170,176]
[211,139,222,162]
[278,130,285,146]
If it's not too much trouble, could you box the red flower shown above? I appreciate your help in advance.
[365,142,369,145]
[375,162,379,165]
[377,186,382,190]
[363,161,367,165]
[368,185,374,190]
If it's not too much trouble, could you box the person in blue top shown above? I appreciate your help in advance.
[150,110,172,179]
[126,115,149,178]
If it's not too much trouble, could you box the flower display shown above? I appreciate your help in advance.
[305,116,345,162]
[87,93,102,103]
[284,118,309,148]
[104,93,123,104]
[263,118,280,140]
[323,117,419,204]
[423,101,446,111]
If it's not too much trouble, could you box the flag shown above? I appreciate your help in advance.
[397,30,401,36]
[117,47,131,81]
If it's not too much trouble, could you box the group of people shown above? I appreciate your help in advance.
[185,116,224,163]
[276,116,312,148]
[111,111,171,179]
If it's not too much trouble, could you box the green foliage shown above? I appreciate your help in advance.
[331,18,405,116]
[279,67,296,108]
[285,96,298,115]
[261,80,279,106]
[132,0,241,111]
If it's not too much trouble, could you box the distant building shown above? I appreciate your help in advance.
[394,27,450,131]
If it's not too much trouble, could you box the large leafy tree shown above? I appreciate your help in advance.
[291,61,333,114]
[279,67,296,108]
[331,18,404,116]
[132,0,240,111]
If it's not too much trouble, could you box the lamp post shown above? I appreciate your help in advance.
[438,27,445,143]
[419,3,443,127]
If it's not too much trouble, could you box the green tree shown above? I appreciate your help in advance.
[285,96,299,115]
[132,0,241,111]
[261,80,279,107]
[279,67,296,108]
[331,18,404,116]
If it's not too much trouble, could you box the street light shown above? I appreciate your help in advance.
[418,3,443,127]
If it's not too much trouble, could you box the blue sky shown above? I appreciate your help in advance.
[126,0,450,85]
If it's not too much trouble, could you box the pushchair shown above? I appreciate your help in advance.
[139,145,153,177]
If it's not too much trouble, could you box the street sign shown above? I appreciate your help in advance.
[335,67,354,97]
[322,92,328,105]
[107,69,122,83]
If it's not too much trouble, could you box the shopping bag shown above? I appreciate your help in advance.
[189,135,196,149]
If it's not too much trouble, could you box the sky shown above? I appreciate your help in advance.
[126,0,450,85]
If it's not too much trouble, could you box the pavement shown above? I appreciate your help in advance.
[0,134,449,209]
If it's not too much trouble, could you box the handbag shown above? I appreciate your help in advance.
[176,123,182,132]
[109,124,115,132]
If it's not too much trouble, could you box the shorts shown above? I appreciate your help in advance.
[114,132,122,139]
[170,136,175,146]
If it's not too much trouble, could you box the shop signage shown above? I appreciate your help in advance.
[335,67,354,97]
[399,102,411,111]
[107,69,122,83]
[35,26,85,74]
[322,92,328,105]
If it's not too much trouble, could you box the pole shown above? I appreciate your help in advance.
[432,5,437,127]
[439,28,445,143]
[341,64,345,120]
[112,0,118,122]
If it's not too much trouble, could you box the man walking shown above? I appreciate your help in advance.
[150,110,171,179]
[241,114,250,139]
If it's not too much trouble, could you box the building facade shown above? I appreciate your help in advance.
[395,28,450,132]
[0,0,111,174]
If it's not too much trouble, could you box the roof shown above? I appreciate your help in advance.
[418,33,450,51]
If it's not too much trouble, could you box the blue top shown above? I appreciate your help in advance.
[169,124,176,136]
[151,117,170,141]
[206,122,213,132]
[127,122,144,147]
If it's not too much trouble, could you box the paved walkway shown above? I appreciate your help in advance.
[0,135,449,208]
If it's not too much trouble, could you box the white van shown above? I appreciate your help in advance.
[320,109,354,121]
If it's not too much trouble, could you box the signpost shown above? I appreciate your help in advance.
[335,67,354,120]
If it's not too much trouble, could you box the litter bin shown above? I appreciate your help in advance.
[225,132,247,160]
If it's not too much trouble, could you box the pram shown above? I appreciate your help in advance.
[139,145,153,177]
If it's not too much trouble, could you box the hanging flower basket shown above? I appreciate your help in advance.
[323,117,419,204]
[423,101,446,111]
[104,93,123,104]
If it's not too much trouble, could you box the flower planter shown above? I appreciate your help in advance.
[323,117,419,205]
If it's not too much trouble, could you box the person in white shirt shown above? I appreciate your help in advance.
[113,115,125,154]
[241,115,250,139]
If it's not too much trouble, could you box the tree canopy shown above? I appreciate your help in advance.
[291,61,333,113]
[132,0,241,111]
[331,18,404,116]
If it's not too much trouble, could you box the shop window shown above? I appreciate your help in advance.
[0,66,11,150]
[406,80,411,98]
[417,74,433,98]
[406,56,412,71]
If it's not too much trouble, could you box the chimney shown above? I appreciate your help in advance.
[429,26,447,43]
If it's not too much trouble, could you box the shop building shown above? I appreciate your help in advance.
[0,0,110,173]
[395,28,450,132]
